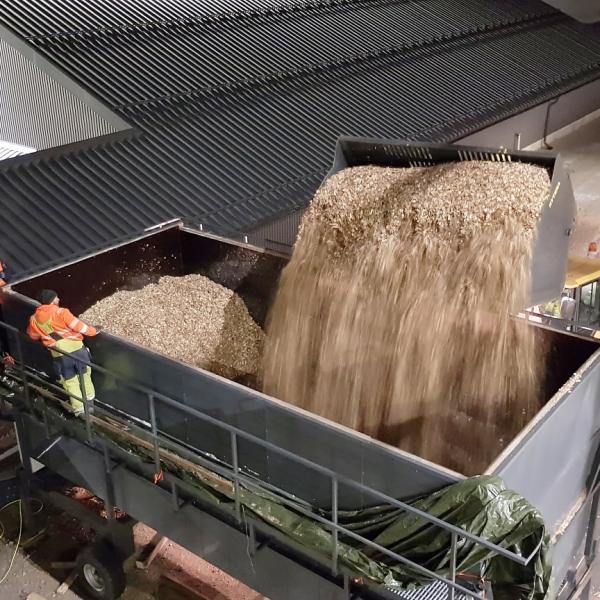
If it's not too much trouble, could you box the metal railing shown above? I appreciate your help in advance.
[0,319,540,600]
[518,309,598,338]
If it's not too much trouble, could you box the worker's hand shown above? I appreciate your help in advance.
[2,354,15,366]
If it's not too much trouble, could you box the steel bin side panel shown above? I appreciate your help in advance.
[493,352,600,584]
[494,354,600,526]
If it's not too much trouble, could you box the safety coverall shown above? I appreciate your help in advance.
[27,304,97,414]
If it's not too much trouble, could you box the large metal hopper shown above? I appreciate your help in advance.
[326,136,576,307]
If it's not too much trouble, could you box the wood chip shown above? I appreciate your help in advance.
[82,274,264,380]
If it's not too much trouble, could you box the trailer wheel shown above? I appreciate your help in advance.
[76,542,126,600]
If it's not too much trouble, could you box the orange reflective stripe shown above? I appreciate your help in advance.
[67,317,87,334]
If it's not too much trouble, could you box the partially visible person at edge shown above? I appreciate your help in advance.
[27,289,99,416]
[0,260,15,367]
[0,260,8,288]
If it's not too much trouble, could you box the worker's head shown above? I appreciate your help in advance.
[38,289,59,306]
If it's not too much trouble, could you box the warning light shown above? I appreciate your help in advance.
[589,242,598,254]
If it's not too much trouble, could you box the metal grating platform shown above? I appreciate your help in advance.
[390,580,483,600]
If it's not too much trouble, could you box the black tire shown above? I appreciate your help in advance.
[76,541,126,600]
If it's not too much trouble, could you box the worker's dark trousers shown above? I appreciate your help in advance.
[52,347,95,414]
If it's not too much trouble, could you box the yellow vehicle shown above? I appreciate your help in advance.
[526,256,600,337]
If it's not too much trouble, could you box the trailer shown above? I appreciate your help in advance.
[0,140,599,600]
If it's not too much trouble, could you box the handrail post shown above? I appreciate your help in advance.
[41,395,51,437]
[148,393,161,478]
[13,331,32,410]
[448,532,458,600]
[103,445,116,520]
[331,477,339,575]
[170,480,180,511]
[231,432,241,523]
[78,370,93,444]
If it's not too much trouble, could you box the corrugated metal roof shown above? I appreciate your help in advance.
[1,0,600,276]
[0,38,116,150]
[0,140,34,161]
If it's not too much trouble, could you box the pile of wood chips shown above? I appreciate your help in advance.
[81,274,264,380]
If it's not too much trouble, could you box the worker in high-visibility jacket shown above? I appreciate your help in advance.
[0,262,14,365]
[0,261,9,288]
[0,311,14,368]
[27,289,99,416]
